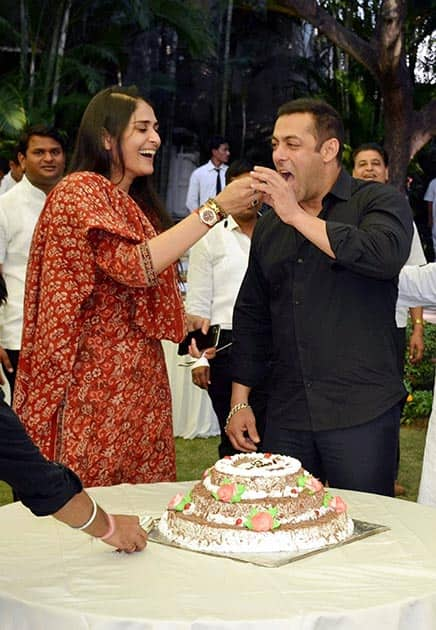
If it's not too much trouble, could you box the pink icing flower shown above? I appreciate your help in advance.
[217,483,237,503]
[251,512,274,532]
[306,476,324,493]
[168,493,185,509]
[330,496,347,514]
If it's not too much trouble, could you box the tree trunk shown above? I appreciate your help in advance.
[220,0,234,136]
[52,0,72,107]
[275,0,434,190]
[159,28,179,202]
[19,0,29,93]
[44,3,63,106]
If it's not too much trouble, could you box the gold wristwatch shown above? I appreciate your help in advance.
[196,198,227,228]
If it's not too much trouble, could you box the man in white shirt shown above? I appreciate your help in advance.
[186,159,266,456]
[424,178,436,256]
[352,142,427,496]
[0,125,66,399]
[185,136,230,213]
[0,146,23,195]
[352,143,426,364]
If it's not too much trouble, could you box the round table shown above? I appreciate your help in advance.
[1,482,436,629]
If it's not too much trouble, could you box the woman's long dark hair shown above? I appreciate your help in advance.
[69,85,172,232]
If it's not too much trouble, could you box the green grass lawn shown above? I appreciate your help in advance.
[0,426,427,508]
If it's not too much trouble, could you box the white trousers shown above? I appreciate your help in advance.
[417,377,436,506]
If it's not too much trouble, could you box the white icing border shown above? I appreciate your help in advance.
[214,453,301,478]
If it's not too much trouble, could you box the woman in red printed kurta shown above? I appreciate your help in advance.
[13,86,254,486]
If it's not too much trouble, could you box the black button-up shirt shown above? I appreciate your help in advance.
[232,170,413,431]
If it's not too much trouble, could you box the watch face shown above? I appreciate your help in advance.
[200,207,217,226]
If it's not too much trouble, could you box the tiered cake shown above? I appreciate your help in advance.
[158,453,354,554]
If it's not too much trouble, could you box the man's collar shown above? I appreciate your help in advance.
[207,160,226,171]
[20,174,47,198]
[328,168,352,201]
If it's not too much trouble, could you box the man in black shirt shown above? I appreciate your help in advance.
[226,99,413,496]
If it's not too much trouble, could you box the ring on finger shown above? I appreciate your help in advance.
[251,199,259,208]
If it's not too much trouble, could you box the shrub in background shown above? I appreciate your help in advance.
[402,321,435,424]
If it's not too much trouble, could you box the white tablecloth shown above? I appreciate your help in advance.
[1,482,436,629]
[162,340,219,438]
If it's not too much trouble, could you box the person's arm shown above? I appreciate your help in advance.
[408,306,425,363]
[0,398,147,552]
[148,176,254,274]
[226,382,260,452]
[251,166,412,279]
[398,264,436,308]
[228,231,272,450]
[250,166,335,257]
[53,490,147,553]
[185,238,213,329]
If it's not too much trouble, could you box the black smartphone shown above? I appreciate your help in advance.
[177,324,221,356]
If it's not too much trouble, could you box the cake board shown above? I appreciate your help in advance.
[146,518,389,568]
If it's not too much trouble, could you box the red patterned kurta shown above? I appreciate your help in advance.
[14,172,186,486]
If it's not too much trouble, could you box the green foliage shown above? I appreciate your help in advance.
[0,83,27,136]
[402,389,433,425]
[0,480,13,506]
[402,321,435,425]
[404,322,436,391]
[151,0,214,58]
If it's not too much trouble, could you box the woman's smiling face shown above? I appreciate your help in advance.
[110,99,161,191]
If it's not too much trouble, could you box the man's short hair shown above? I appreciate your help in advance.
[225,158,254,185]
[209,135,228,154]
[277,98,345,162]
[0,157,9,174]
[8,143,21,165]
[18,124,67,156]
[352,142,388,167]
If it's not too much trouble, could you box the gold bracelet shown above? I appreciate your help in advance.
[205,197,228,220]
[225,402,251,432]
[412,318,424,326]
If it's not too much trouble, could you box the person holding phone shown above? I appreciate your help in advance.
[186,159,267,457]
[12,87,256,487]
